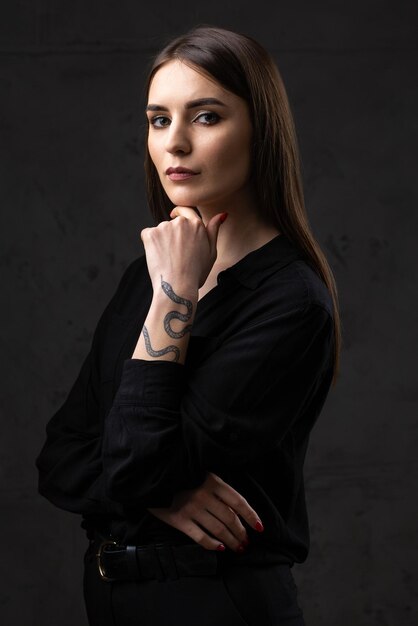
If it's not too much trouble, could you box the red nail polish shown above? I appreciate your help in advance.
[219,212,228,223]
[217,544,226,551]
[236,544,246,553]
[255,521,264,532]
[242,536,250,547]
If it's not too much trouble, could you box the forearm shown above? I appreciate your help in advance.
[132,274,198,365]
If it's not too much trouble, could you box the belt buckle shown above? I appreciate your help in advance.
[96,539,118,582]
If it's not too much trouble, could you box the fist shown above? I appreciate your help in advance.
[141,207,227,292]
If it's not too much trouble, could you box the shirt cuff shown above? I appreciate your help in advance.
[115,359,186,408]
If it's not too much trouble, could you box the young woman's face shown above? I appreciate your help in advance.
[146,60,253,213]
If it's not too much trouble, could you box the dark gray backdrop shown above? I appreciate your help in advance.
[1,1,417,624]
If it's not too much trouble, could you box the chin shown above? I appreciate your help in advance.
[165,192,202,207]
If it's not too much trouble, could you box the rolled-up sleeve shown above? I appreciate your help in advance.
[103,303,334,508]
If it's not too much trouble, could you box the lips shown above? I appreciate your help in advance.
[166,166,198,181]
[166,167,197,174]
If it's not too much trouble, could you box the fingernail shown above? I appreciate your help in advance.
[219,212,228,223]
[216,544,226,552]
[242,535,250,547]
[254,520,264,532]
[236,544,247,553]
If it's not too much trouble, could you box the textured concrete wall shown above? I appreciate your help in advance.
[1,1,417,624]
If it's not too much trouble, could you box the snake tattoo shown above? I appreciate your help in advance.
[142,276,194,363]
[142,324,180,362]
[161,277,193,339]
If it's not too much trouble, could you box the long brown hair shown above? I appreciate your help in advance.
[144,26,341,382]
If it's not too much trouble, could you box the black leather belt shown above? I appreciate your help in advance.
[93,536,220,583]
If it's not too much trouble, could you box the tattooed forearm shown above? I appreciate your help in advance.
[142,325,180,362]
[139,278,194,363]
[161,277,194,339]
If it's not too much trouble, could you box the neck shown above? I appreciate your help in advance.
[197,192,280,267]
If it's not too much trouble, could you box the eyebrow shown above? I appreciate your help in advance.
[146,98,227,112]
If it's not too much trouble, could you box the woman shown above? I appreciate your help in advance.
[36,25,340,625]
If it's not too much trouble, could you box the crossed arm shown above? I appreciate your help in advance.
[129,206,262,552]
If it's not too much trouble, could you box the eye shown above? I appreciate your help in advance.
[193,111,220,125]
[149,115,171,128]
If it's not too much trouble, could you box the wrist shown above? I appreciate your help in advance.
[134,276,196,365]
[152,275,199,304]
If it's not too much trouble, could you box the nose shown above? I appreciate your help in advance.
[165,119,191,155]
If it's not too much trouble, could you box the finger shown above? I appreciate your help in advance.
[147,507,226,552]
[210,473,264,533]
[169,206,202,221]
[206,212,228,257]
[140,227,151,243]
[192,506,247,552]
[178,519,227,552]
[201,494,248,544]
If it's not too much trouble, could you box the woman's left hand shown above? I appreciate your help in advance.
[147,472,262,553]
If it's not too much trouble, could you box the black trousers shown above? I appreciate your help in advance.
[83,541,306,626]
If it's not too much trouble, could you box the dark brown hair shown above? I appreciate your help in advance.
[144,25,341,382]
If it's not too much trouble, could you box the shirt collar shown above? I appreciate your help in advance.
[219,234,302,290]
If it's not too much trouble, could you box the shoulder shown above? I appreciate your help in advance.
[286,259,334,317]
[255,257,334,322]
[259,260,335,363]
[220,235,335,339]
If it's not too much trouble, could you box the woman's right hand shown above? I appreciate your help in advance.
[147,472,264,552]
[141,206,226,295]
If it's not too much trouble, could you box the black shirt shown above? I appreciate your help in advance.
[36,234,335,566]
